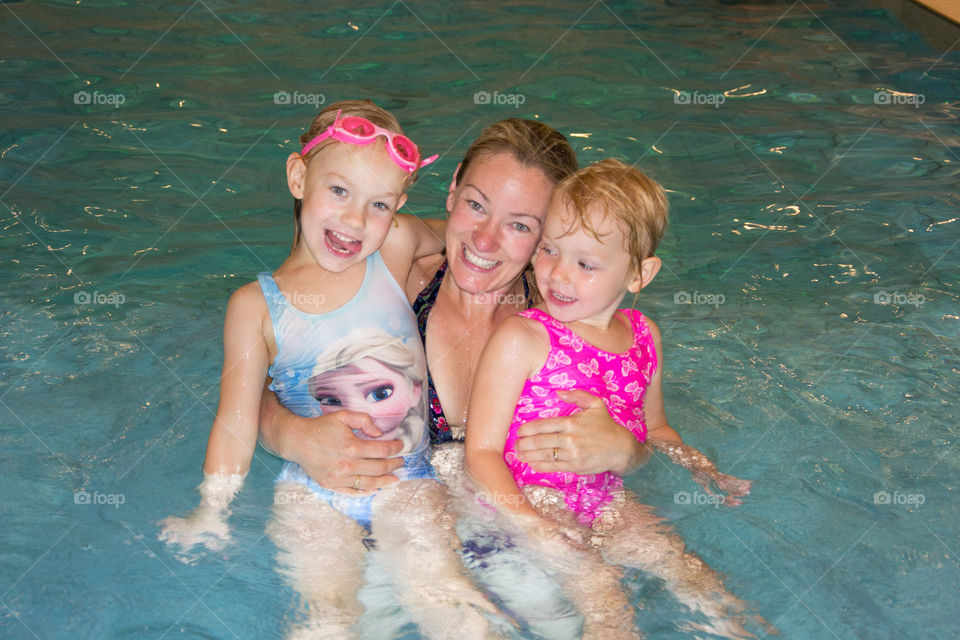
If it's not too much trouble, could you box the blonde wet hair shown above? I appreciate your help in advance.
[551,158,669,270]
[292,99,420,248]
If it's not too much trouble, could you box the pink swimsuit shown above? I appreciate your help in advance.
[503,308,657,525]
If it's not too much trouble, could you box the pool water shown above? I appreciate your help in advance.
[1,0,958,638]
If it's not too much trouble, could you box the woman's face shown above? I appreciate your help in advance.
[444,152,554,296]
[310,358,421,441]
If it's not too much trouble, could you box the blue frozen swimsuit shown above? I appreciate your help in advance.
[259,251,433,529]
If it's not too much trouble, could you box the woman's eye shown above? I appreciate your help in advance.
[467,199,483,212]
[316,395,342,406]
[512,222,531,233]
[366,385,394,402]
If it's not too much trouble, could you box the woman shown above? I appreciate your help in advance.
[258,118,649,490]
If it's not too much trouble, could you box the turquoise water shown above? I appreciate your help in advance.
[1,0,958,637]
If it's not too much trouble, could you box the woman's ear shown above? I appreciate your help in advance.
[445,162,462,213]
[627,256,662,293]
[286,152,307,199]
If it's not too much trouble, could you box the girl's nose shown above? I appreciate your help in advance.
[341,206,365,230]
[550,261,570,285]
[472,220,499,253]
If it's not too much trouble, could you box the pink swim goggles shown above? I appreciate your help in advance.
[300,110,439,174]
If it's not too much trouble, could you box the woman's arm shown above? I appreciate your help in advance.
[464,316,543,517]
[512,389,651,477]
[258,386,405,492]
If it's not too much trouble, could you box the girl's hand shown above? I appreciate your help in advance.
[158,473,244,555]
[649,439,752,507]
[158,508,232,553]
[513,389,650,476]
[692,470,752,507]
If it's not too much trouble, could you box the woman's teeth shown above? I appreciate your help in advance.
[463,246,498,269]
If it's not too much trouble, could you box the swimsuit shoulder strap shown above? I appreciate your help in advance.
[256,272,284,352]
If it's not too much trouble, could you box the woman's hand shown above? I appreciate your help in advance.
[513,389,650,477]
[259,388,404,492]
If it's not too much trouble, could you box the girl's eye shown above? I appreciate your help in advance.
[540,245,555,255]
[316,395,342,406]
[578,261,595,271]
[372,201,391,212]
[330,186,347,197]
[366,385,394,402]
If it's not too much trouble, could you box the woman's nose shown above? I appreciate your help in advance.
[472,220,499,252]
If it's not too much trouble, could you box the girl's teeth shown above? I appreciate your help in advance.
[552,292,575,302]
[463,246,498,269]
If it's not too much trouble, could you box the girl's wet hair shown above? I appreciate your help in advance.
[551,158,669,269]
[455,118,578,186]
[292,99,413,250]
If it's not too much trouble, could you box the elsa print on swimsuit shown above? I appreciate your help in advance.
[308,328,426,456]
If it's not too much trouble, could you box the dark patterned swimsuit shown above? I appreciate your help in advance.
[412,260,530,443]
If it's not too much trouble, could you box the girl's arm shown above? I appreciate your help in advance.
[464,316,543,518]
[202,282,271,477]
[642,318,752,505]
[159,283,270,552]
[380,213,446,294]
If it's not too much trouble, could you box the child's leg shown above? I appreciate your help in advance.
[370,478,503,640]
[517,486,639,640]
[592,491,753,640]
[267,482,368,640]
